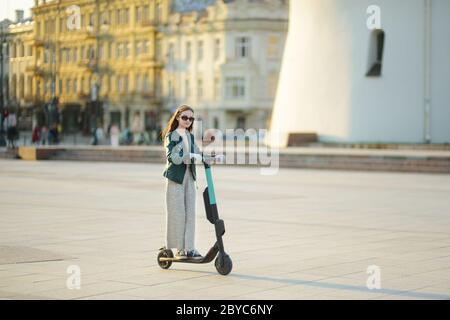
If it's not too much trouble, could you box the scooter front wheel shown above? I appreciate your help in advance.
[215,254,232,275]
[157,249,173,270]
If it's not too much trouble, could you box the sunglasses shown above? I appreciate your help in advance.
[180,115,195,122]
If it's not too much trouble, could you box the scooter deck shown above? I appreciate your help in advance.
[159,244,219,264]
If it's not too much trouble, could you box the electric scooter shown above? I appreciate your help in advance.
[157,147,233,276]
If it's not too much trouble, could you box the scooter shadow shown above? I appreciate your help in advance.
[163,268,450,300]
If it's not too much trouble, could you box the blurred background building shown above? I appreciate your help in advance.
[0,0,288,144]
[7,11,34,132]
[162,0,288,132]
[269,0,450,147]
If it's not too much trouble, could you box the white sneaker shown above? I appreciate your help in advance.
[175,249,188,259]
[187,249,203,260]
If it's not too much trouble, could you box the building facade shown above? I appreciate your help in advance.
[5,0,288,138]
[269,0,450,146]
[8,13,35,130]
[28,0,167,135]
[161,0,288,132]
[0,18,13,112]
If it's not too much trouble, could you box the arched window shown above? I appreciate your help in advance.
[19,75,25,99]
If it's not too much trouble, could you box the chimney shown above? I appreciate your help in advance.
[15,10,24,23]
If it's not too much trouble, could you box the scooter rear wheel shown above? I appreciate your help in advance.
[215,254,232,275]
[157,249,173,270]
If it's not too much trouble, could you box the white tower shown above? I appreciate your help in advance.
[269,0,450,147]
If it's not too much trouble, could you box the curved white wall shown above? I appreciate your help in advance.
[269,0,450,146]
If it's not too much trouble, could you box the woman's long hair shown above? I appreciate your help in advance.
[160,105,194,141]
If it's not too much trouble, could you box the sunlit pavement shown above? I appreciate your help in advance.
[1,159,450,300]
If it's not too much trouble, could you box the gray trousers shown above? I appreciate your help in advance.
[165,167,196,251]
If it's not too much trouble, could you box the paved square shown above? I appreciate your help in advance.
[1,159,450,299]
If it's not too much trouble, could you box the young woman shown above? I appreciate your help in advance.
[161,105,204,260]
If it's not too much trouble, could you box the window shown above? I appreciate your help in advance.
[136,6,142,23]
[225,77,245,99]
[89,13,95,28]
[143,5,149,22]
[73,79,77,93]
[155,75,162,97]
[135,74,142,92]
[125,42,130,57]
[267,35,279,59]
[155,2,161,23]
[116,42,123,58]
[143,40,149,54]
[214,39,220,60]
[366,30,385,77]
[108,42,113,59]
[109,10,114,26]
[186,41,191,61]
[197,40,203,60]
[81,78,85,93]
[88,45,94,60]
[267,72,278,98]
[60,18,65,33]
[236,37,251,58]
[66,79,71,94]
[185,79,190,98]
[236,116,246,130]
[45,79,51,95]
[168,43,174,62]
[143,74,150,93]
[155,39,161,59]
[117,76,122,93]
[197,78,203,98]
[214,77,220,99]
[44,48,49,64]
[99,44,104,60]
[73,47,77,62]
[116,9,121,25]
[135,41,141,56]
[124,75,129,93]
[123,9,129,25]
[10,43,15,58]
[101,11,109,25]
[168,80,173,97]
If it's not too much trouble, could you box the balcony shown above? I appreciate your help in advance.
[78,59,97,72]
[25,65,45,77]
[84,27,97,40]
[33,37,45,47]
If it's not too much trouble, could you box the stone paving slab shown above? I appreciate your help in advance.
[0,159,450,299]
